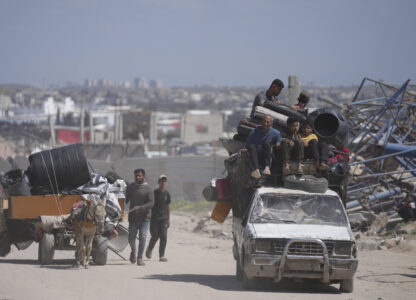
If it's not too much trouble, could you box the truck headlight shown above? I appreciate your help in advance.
[334,242,352,256]
[256,239,273,252]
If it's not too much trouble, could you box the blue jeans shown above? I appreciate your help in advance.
[128,219,150,259]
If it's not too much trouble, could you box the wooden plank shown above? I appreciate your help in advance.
[10,195,126,220]
[10,195,83,219]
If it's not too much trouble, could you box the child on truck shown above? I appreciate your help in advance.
[281,117,304,174]
[299,120,329,170]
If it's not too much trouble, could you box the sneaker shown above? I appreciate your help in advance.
[282,164,291,175]
[263,166,271,176]
[159,257,168,262]
[296,164,304,174]
[319,163,329,170]
[145,248,152,259]
[137,259,145,266]
[129,252,137,264]
[250,169,261,179]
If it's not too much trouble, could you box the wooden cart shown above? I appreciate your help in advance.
[3,194,124,265]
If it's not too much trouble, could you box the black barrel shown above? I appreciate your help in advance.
[307,107,349,148]
[27,143,90,194]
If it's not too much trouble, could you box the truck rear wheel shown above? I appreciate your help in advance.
[340,278,354,293]
[92,235,108,265]
[38,233,55,265]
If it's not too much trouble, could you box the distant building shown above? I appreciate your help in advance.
[134,77,149,89]
[181,110,223,145]
[149,80,162,89]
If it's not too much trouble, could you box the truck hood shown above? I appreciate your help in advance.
[251,223,353,241]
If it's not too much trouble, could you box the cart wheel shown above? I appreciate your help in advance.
[38,233,55,265]
[236,259,243,281]
[92,235,108,265]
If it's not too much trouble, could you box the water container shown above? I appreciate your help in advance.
[27,143,90,194]
[211,201,232,223]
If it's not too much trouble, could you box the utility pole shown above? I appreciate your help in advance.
[80,108,85,144]
[48,115,56,147]
[89,112,94,144]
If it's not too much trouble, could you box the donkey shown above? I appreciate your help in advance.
[73,197,106,268]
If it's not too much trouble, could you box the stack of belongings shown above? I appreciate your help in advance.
[0,143,127,256]
[222,103,307,155]
[217,100,351,219]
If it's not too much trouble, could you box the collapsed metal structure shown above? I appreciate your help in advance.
[342,78,416,222]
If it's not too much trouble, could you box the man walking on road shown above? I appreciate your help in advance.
[146,174,171,262]
[126,168,154,266]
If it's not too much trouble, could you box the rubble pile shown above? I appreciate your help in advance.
[343,78,416,238]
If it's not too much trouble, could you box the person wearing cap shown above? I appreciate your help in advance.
[250,79,284,118]
[291,91,310,111]
[298,120,329,170]
[126,168,154,266]
[145,174,171,262]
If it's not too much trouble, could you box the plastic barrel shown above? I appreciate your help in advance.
[27,143,90,194]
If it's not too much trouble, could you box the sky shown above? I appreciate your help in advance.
[0,0,415,87]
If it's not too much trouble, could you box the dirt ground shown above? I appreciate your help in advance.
[1,212,416,300]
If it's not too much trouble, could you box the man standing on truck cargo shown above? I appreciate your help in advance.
[250,79,284,118]
[145,174,171,262]
[126,168,154,266]
[281,117,304,174]
[245,115,282,178]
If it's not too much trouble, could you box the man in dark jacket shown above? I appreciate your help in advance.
[145,174,171,262]
[126,168,154,266]
[250,79,284,118]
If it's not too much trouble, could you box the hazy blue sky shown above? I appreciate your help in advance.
[1,0,415,87]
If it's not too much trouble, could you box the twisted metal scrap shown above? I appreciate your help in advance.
[343,78,416,213]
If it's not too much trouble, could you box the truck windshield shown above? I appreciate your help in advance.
[250,193,348,226]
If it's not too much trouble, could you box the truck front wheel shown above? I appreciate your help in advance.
[242,271,257,290]
[340,278,354,293]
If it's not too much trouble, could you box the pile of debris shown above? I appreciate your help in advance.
[342,78,416,235]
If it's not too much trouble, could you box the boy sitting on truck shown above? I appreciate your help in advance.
[299,120,329,170]
[245,115,282,179]
[281,117,304,174]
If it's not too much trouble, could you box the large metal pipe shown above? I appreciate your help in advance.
[384,143,416,158]
[346,187,401,209]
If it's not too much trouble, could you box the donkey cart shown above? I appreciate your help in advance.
[2,194,126,266]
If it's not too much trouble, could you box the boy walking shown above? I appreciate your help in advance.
[146,175,171,262]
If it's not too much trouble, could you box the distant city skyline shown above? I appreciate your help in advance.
[1,0,415,88]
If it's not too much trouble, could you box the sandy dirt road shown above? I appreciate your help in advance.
[1,213,416,300]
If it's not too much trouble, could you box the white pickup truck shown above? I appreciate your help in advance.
[233,186,358,292]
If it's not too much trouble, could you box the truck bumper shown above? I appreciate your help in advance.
[244,239,358,283]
